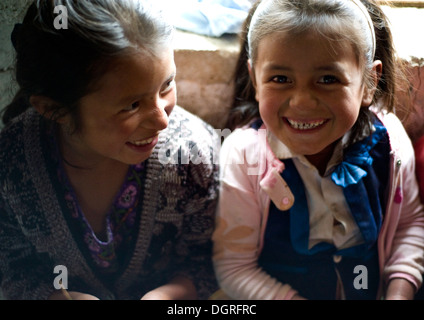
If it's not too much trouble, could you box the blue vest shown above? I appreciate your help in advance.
[257,117,390,300]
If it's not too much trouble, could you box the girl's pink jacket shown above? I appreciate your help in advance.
[213,111,424,300]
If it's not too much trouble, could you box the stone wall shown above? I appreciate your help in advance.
[173,31,240,130]
[0,0,32,126]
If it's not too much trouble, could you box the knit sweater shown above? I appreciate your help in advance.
[0,106,220,300]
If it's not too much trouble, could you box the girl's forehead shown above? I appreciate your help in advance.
[259,30,351,52]
[257,30,358,61]
[254,31,362,71]
[89,47,175,94]
[110,47,174,71]
[260,30,349,46]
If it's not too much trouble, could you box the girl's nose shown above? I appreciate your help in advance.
[289,87,318,111]
[145,97,174,131]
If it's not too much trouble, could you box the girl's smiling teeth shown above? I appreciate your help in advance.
[130,137,155,146]
[286,118,327,130]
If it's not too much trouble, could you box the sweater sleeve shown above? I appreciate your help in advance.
[212,129,297,300]
[0,117,59,300]
[0,195,57,300]
[174,160,220,300]
[160,107,221,300]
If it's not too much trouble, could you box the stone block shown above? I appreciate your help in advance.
[395,59,424,143]
[174,30,240,129]
[0,0,32,70]
[0,0,32,128]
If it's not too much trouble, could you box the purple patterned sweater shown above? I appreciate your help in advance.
[0,106,220,300]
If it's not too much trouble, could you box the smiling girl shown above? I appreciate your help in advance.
[213,0,424,300]
[0,0,219,300]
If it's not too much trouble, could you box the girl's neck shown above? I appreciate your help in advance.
[305,140,338,176]
[56,126,130,237]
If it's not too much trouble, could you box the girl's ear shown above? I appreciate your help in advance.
[29,95,67,124]
[362,60,383,107]
[247,59,259,102]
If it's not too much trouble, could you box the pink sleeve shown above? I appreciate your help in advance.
[381,114,424,292]
[212,129,297,300]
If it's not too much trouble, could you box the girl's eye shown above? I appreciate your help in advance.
[318,75,339,84]
[271,76,289,84]
[162,78,175,94]
[122,101,140,112]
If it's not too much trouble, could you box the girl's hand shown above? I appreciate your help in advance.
[141,275,197,300]
[385,278,415,300]
[140,289,174,300]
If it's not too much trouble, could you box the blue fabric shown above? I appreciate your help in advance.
[259,176,380,299]
[250,118,263,131]
[282,160,334,255]
[334,120,389,248]
[332,123,387,187]
[160,0,253,37]
[282,160,377,258]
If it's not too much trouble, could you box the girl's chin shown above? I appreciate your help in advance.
[284,140,331,157]
[126,152,153,165]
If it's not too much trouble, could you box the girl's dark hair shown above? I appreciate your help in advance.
[226,0,260,131]
[2,0,173,128]
[226,0,411,142]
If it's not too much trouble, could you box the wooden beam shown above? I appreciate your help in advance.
[377,0,424,8]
